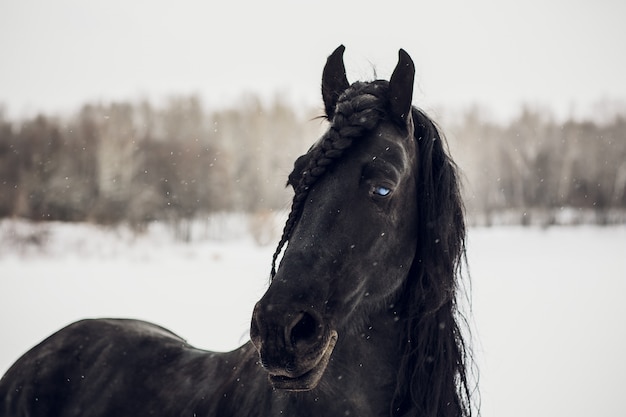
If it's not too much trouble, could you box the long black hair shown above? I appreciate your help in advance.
[391,107,475,417]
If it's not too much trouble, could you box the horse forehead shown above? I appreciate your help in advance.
[357,123,414,166]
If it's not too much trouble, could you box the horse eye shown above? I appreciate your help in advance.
[372,185,392,197]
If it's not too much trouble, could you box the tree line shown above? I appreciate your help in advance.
[0,96,320,235]
[0,96,624,232]
[447,106,626,225]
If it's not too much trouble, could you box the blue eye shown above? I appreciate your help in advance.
[373,185,392,197]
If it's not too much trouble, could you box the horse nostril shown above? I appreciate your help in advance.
[288,312,321,348]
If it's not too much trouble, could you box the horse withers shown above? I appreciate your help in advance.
[0,45,475,417]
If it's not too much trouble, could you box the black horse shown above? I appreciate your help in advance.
[0,46,475,417]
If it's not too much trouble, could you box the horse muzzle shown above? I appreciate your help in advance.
[250,304,338,391]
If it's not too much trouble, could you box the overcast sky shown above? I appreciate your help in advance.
[1,0,625,121]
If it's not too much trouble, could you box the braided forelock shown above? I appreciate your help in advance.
[270,81,390,277]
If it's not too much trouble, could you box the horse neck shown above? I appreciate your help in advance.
[329,297,466,417]
[323,305,405,412]
[338,304,405,358]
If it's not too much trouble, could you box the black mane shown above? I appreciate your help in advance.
[392,107,474,417]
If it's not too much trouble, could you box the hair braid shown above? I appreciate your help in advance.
[270,81,389,277]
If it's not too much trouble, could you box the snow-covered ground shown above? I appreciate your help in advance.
[468,226,626,417]
[1,220,625,417]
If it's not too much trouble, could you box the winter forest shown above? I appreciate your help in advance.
[1,96,625,237]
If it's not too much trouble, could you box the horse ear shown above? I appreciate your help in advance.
[389,49,415,125]
[322,45,350,119]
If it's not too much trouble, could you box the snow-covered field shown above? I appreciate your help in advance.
[1,220,625,417]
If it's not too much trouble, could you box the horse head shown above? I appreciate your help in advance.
[250,45,422,391]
